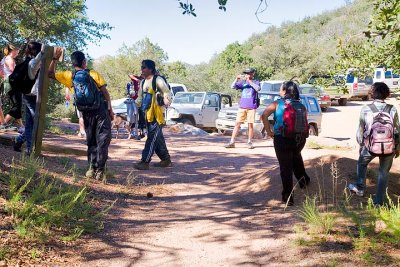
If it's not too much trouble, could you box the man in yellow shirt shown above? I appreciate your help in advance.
[49,50,114,180]
[134,59,172,170]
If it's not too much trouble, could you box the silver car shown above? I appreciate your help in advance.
[216,92,322,136]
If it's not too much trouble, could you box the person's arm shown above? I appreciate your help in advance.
[49,47,63,79]
[156,77,172,106]
[262,102,277,138]
[248,80,261,91]
[99,85,114,118]
[356,108,366,145]
[5,56,15,72]
[28,51,43,79]
[136,81,143,107]
[231,75,243,89]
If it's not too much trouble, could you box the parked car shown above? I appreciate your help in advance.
[308,71,372,106]
[260,80,284,92]
[374,67,400,91]
[111,98,129,115]
[216,92,322,136]
[166,92,232,130]
[299,84,331,112]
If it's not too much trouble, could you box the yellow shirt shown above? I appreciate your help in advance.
[55,70,107,93]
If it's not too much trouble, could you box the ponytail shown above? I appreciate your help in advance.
[3,44,17,56]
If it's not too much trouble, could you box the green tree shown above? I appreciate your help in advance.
[0,0,111,51]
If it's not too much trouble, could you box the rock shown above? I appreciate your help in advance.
[168,123,209,136]
[147,192,153,198]
[375,220,387,233]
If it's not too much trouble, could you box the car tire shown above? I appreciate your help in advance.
[361,96,369,101]
[338,98,347,106]
[321,107,328,112]
[309,124,317,136]
[181,118,194,126]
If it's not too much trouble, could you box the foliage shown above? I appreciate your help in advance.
[2,155,110,241]
[0,0,111,52]
[178,0,228,16]
[300,196,336,234]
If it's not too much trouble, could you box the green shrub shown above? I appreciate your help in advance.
[3,155,111,241]
[300,196,336,235]
[49,103,78,123]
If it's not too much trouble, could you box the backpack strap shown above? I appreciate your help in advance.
[368,104,379,113]
[152,75,159,93]
[383,104,393,114]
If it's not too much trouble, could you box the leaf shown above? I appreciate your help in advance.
[192,12,197,17]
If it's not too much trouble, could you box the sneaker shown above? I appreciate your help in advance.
[348,183,364,197]
[0,124,17,132]
[95,170,105,181]
[154,159,172,168]
[225,142,235,148]
[85,168,96,179]
[133,161,149,170]
[13,138,23,152]
[298,175,311,189]
[247,142,255,149]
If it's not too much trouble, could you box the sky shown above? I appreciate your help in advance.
[85,0,347,65]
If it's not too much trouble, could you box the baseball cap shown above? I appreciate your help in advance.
[243,67,256,74]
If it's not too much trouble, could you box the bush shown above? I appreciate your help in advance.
[300,196,336,235]
[2,155,111,241]
[49,103,78,123]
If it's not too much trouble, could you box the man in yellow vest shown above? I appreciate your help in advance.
[134,60,172,170]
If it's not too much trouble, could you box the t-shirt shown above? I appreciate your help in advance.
[1,56,15,77]
[232,79,260,109]
[55,70,107,93]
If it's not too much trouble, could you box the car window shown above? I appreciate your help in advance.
[261,83,282,92]
[299,86,317,94]
[174,93,204,104]
[172,86,185,96]
[308,97,319,112]
[205,94,219,107]
[394,73,400,78]
[376,71,382,80]
[259,93,279,106]
[346,73,355,83]
[385,71,393,79]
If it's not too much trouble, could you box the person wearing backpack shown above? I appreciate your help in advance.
[13,41,42,155]
[0,43,22,130]
[348,82,400,206]
[49,49,114,180]
[225,67,260,149]
[133,60,172,170]
[262,81,311,206]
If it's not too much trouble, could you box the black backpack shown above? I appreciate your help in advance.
[9,57,38,94]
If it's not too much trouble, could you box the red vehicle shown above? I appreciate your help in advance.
[299,84,331,112]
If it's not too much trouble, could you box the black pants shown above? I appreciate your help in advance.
[83,109,112,171]
[141,121,170,163]
[274,135,308,199]
[7,89,22,119]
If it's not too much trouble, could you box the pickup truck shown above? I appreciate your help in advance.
[216,92,322,136]
[166,92,232,131]
[308,72,372,106]
[374,68,400,91]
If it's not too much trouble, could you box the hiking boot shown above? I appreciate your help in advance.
[225,142,235,148]
[13,139,23,152]
[134,161,149,170]
[348,183,364,197]
[154,159,172,168]
[85,168,96,179]
[298,175,311,189]
[247,142,255,149]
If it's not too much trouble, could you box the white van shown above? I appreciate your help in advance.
[374,68,400,91]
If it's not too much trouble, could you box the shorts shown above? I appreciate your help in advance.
[236,108,256,123]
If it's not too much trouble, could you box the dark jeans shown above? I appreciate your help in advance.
[7,89,22,119]
[141,121,170,163]
[357,146,394,205]
[83,109,112,171]
[16,95,36,153]
[274,135,308,199]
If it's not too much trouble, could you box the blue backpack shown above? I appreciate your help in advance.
[72,69,102,111]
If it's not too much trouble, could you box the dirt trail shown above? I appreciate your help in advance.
[41,132,359,267]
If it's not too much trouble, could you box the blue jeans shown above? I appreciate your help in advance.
[357,146,394,205]
[16,95,36,153]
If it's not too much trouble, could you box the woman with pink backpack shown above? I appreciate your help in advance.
[349,82,400,206]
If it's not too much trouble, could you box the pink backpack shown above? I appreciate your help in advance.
[364,104,395,155]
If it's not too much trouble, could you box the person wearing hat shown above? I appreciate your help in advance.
[225,67,261,149]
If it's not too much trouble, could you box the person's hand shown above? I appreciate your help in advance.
[163,95,171,107]
[396,150,400,158]
[53,47,63,60]
[236,74,242,81]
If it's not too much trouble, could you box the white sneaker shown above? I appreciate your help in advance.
[247,142,255,149]
[348,183,364,197]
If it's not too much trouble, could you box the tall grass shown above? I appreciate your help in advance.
[300,196,336,235]
[2,154,112,241]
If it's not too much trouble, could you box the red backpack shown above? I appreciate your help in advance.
[281,99,309,138]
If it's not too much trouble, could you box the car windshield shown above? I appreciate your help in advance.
[299,86,320,94]
[173,93,205,104]
[259,93,280,106]
[261,82,282,92]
